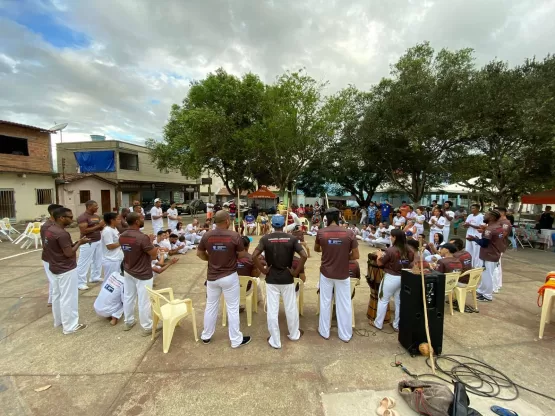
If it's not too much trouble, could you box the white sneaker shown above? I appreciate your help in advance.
[78,285,89,291]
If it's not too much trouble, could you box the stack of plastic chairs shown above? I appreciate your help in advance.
[13,223,33,245]
[21,222,42,249]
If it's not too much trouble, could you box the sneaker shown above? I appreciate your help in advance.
[123,322,136,331]
[141,326,162,337]
[237,336,251,348]
[65,323,87,334]
[78,285,89,291]
[477,295,492,302]
[90,279,102,283]
[202,338,211,344]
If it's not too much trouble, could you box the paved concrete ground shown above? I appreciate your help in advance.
[0,223,554,416]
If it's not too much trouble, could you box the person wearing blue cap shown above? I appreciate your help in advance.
[314,207,359,342]
[253,214,307,349]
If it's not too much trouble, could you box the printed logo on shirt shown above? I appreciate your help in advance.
[212,244,227,251]
[104,284,115,293]
[328,239,343,245]
[268,238,291,243]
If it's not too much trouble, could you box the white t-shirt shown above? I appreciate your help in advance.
[186,224,197,234]
[101,226,123,262]
[443,210,455,227]
[406,211,417,221]
[429,216,446,232]
[465,213,484,238]
[156,239,172,252]
[167,208,179,231]
[415,214,426,225]
[150,206,163,230]
[393,216,406,227]
[206,203,214,213]
[93,272,124,317]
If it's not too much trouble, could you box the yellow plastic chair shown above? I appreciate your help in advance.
[222,275,258,327]
[21,222,42,249]
[444,272,461,315]
[316,278,359,328]
[2,217,19,235]
[295,277,305,316]
[453,268,484,313]
[539,283,555,340]
[145,287,198,353]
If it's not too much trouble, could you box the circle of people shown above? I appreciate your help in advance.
[40,197,509,346]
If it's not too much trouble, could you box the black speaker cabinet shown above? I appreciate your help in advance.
[398,269,445,356]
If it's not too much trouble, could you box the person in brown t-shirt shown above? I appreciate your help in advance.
[44,207,90,334]
[315,208,359,342]
[117,207,130,233]
[76,200,105,290]
[449,238,473,283]
[197,210,251,348]
[493,207,512,294]
[41,203,62,306]
[120,212,159,335]
[373,229,414,331]
[467,210,503,302]
[237,236,261,309]
[435,243,463,274]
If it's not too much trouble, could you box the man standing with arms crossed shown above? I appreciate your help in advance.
[41,203,62,306]
[463,204,484,269]
[120,212,160,335]
[76,200,105,290]
[253,214,307,349]
[197,210,251,348]
[44,207,89,334]
[315,207,359,342]
[150,198,167,235]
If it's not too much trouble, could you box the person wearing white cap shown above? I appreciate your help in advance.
[150,198,166,235]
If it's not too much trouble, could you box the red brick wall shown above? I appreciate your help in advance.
[0,124,53,173]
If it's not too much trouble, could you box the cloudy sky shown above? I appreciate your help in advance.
[1,0,554,147]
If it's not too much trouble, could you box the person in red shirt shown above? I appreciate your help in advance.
[41,203,62,306]
[314,208,359,342]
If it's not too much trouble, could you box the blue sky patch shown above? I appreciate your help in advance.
[149,99,161,105]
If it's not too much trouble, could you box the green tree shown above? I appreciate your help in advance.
[147,68,266,195]
[359,42,474,204]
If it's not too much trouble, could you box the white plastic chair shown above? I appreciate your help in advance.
[21,222,42,249]
[0,220,14,242]
[2,218,20,235]
[13,223,33,245]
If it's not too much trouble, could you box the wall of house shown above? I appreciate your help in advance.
[57,177,116,216]
[0,173,56,222]
[0,124,53,173]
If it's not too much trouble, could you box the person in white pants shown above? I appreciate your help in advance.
[372,229,415,331]
[43,207,89,334]
[314,208,359,342]
[442,201,455,241]
[197,210,251,348]
[253,215,307,349]
[493,207,512,293]
[41,203,63,306]
[466,210,504,302]
[463,204,484,269]
[101,212,124,282]
[150,198,167,235]
[428,208,446,244]
[94,270,125,325]
[76,200,105,290]
[120,212,160,336]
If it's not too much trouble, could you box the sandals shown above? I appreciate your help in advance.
[376,397,398,416]
[491,406,518,416]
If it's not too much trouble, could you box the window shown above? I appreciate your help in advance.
[36,189,53,205]
[119,152,139,170]
[0,135,29,156]
[79,190,91,204]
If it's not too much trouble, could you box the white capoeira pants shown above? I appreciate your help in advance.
[102,259,121,283]
[318,274,352,342]
[442,226,451,241]
[375,273,401,330]
[477,260,496,300]
[77,240,103,286]
[493,254,503,292]
[42,260,54,304]
[123,272,153,330]
[360,214,367,225]
[185,233,202,244]
[50,268,79,334]
[465,238,482,269]
[201,272,243,347]
[153,224,164,235]
[266,283,300,348]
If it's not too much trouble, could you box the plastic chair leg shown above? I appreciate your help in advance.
[454,288,465,314]
[191,308,198,341]
[246,297,252,327]
[253,283,258,313]
[448,292,454,315]
[351,299,355,328]
[316,292,320,315]
[538,293,553,339]
[152,314,160,340]
[299,289,304,316]
[162,319,177,353]
[472,289,478,311]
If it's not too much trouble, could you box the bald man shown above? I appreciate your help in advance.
[197,210,251,348]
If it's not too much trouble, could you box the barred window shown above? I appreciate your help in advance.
[79,190,91,204]
[36,189,53,205]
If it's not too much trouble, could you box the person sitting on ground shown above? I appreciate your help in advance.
[175,222,186,237]
[369,230,391,247]
[432,243,463,274]
[152,255,179,282]
[449,238,473,276]
[348,223,361,236]
[169,234,190,255]
[393,211,406,228]
[186,218,205,244]
[356,224,369,241]
[244,211,256,235]
[293,225,311,257]
[307,223,319,236]
[417,234,434,258]
[406,239,431,270]
[425,232,444,262]
[154,230,171,259]
[93,267,125,326]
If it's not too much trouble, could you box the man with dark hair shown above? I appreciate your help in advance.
[449,238,473,276]
[253,215,307,349]
[463,204,484,268]
[44,207,89,333]
[120,212,160,336]
[315,207,359,342]
[466,210,504,302]
[76,200,105,290]
[117,208,130,233]
[536,205,554,230]
[435,243,463,273]
[442,201,455,241]
[197,210,251,348]
[41,203,63,306]
[167,201,179,232]
[101,212,123,282]
[150,198,167,235]
[493,207,512,293]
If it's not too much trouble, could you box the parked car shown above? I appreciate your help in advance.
[223,200,247,208]
[181,199,207,215]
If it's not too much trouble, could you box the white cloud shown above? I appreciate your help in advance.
[1,0,554,144]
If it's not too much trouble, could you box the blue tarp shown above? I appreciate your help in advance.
[74,150,116,173]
